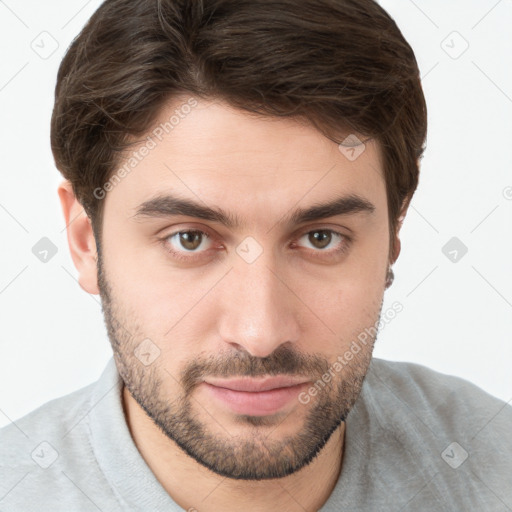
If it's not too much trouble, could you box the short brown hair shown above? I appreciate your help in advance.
[51,0,427,260]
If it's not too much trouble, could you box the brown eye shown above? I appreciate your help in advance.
[165,230,212,256]
[178,231,204,251]
[296,229,349,257]
[308,230,332,249]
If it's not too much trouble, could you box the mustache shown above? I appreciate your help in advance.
[180,345,330,396]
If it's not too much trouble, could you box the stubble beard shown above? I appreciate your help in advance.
[97,253,379,480]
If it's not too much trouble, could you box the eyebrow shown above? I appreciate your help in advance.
[132,193,375,228]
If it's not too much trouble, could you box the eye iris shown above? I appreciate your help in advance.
[179,231,202,250]
[309,230,332,249]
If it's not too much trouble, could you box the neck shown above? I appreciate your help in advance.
[122,386,345,512]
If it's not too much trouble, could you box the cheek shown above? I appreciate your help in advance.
[290,249,386,356]
[108,268,224,360]
[316,281,383,336]
[305,235,387,312]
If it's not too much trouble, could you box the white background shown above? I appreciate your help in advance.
[0,0,511,428]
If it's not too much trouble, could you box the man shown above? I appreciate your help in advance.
[1,0,510,510]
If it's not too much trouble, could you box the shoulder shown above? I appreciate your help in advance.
[339,358,512,508]
[366,359,511,494]
[0,361,124,510]
[366,358,511,431]
[0,380,97,469]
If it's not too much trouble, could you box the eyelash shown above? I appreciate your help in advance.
[161,228,352,263]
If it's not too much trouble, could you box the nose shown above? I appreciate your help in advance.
[217,254,302,358]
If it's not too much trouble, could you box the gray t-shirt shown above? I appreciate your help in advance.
[1,357,510,511]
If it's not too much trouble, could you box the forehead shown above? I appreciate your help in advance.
[104,96,387,228]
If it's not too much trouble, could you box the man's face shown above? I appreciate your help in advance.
[97,96,390,480]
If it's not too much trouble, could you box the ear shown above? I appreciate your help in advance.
[58,180,99,295]
[390,202,408,265]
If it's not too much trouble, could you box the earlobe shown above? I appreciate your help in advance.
[58,181,100,295]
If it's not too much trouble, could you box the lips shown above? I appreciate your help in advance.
[204,376,309,392]
[201,376,310,416]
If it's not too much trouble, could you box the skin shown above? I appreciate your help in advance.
[59,95,403,511]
